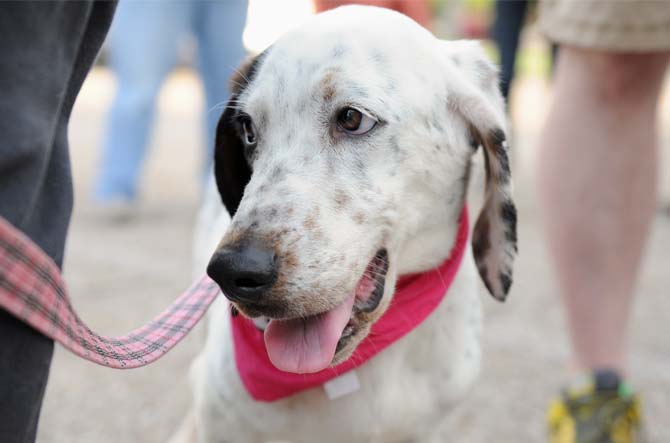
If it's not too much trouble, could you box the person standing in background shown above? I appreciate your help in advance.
[0,3,117,442]
[313,0,431,28]
[93,0,248,218]
[536,1,670,441]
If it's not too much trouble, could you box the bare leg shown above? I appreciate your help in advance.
[538,47,669,372]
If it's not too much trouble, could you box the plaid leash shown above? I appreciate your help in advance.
[0,216,220,369]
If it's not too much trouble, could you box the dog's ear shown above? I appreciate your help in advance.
[213,54,265,216]
[214,97,249,216]
[443,40,517,302]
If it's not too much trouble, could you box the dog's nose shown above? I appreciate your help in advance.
[207,242,278,303]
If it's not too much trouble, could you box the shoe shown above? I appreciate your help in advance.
[547,369,646,443]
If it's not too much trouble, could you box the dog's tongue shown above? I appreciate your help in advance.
[264,292,355,374]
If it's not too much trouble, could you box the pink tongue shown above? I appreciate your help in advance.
[264,292,356,374]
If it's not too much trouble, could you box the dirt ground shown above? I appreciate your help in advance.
[34,67,670,443]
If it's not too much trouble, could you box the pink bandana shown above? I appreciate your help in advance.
[231,208,469,401]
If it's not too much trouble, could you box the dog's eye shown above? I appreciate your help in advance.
[337,107,377,135]
[240,116,256,145]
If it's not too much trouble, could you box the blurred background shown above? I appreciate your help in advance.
[37,0,669,441]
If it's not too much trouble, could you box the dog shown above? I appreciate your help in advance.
[175,6,517,442]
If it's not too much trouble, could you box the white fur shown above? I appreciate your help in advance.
[174,6,511,442]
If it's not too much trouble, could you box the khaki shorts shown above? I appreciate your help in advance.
[539,0,670,52]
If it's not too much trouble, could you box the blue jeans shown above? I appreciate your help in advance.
[94,0,248,202]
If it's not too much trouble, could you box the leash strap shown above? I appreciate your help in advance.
[0,216,220,369]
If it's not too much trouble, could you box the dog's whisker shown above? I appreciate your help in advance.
[231,65,252,85]
[229,78,246,89]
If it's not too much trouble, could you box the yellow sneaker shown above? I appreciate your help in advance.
[547,369,646,443]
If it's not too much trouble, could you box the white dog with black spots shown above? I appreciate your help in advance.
[173,6,517,442]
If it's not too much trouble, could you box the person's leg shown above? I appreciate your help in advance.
[94,1,190,202]
[538,48,669,373]
[193,0,248,181]
[0,2,116,441]
[491,0,528,102]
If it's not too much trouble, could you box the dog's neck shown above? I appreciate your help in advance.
[394,153,471,277]
[396,204,464,276]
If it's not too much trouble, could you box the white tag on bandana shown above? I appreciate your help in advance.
[324,370,360,400]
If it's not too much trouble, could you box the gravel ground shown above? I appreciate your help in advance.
[35,68,670,442]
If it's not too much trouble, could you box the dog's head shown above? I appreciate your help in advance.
[208,6,516,373]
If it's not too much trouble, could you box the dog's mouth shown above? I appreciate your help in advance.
[262,248,389,374]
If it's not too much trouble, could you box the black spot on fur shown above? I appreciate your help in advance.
[480,127,511,181]
[499,272,512,295]
[468,133,479,151]
[494,141,511,181]
[459,160,472,204]
[501,200,518,250]
[489,127,506,145]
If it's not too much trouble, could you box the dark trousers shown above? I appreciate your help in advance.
[0,2,116,441]
[491,0,558,103]
[491,0,529,102]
